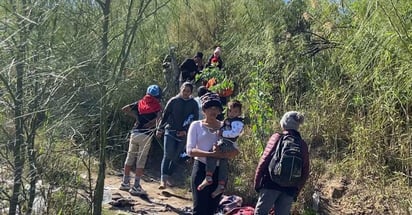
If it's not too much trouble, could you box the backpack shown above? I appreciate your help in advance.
[268,133,303,187]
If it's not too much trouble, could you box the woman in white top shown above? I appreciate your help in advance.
[186,92,239,215]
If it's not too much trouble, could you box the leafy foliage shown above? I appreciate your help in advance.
[1,0,411,214]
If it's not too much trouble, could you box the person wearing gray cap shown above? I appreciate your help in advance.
[253,111,310,215]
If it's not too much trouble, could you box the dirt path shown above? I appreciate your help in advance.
[103,172,193,215]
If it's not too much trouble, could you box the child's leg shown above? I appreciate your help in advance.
[211,158,228,198]
[197,155,217,191]
[211,140,236,198]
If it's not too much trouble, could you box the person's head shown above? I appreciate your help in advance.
[146,84,161,99]
[179,82,194,99]
[227,100,242,118]
[213,47,221,57]
[200,92,223,119]
[194,52,203,64]
[280,111,304,131]
[197,86,209,98]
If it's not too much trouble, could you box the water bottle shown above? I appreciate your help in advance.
[102,187,112,204]
[312,191,320,212]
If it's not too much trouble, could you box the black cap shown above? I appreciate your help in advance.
[194,52,203,59]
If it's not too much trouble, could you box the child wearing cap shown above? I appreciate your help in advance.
[197,100,244,197]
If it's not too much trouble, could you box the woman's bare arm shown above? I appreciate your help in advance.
[189,147,239,159]
[189,148,215,157]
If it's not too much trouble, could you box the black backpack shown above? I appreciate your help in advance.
[268,133,303,187]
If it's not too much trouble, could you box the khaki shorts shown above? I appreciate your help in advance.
[124,132,152,168]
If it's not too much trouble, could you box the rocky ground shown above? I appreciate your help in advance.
[103,171,193,215]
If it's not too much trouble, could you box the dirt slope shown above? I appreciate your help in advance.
[103,171,193,215]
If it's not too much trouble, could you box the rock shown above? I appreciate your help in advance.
[329,185,345,199]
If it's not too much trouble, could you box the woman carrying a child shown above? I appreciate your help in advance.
[186,92,239,215]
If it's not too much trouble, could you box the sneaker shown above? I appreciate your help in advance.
[158,180,166,190]
[119,182,131,191]
[165,178,174,187]
[159,178,174,189]
[129,185,147,196]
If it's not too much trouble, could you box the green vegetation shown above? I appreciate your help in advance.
[1,0,411,214]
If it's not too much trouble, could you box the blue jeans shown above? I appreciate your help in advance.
[254,188,294,215]
[161,130,186,179]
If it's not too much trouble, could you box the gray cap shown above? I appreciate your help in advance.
[280,111,304,131]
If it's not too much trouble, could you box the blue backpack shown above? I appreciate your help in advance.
[268,134,303,187]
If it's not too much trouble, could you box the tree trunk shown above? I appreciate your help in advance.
[162,47,179,98]
[93,1,111,214]
[9,46,25,215]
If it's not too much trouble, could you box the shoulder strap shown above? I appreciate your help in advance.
[270,133,284,157]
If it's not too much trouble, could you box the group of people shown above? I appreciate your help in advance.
[118,49,310,215]
[179,46,223,86]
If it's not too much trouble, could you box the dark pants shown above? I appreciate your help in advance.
[191,160,222,215]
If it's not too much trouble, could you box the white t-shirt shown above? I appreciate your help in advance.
[186,120,238,164]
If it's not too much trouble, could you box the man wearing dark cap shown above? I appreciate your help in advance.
[179,52,204,86]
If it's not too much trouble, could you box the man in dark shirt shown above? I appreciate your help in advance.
[156,82,199,189]
[179,52,204,86]
[120,85,162,196]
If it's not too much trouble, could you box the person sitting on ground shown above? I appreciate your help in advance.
[120,85,162,196]
[197,100,244,198]
[179,52,204,86]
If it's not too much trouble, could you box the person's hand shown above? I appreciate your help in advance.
[156,129,164,138]
[176,131,186,137]
[210,150,224,158]
[254,184,261,193]
[217,130,223,137]
[254,178,263,193]
[212,143,218,151]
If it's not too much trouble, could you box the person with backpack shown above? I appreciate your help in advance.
[253,111,310,215]
[186,92,240,215]
[119,85,162,196]
[156,82,199,189]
